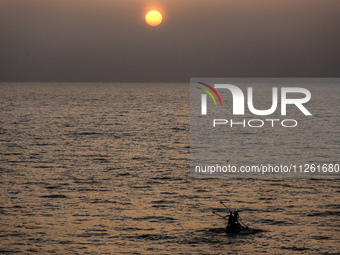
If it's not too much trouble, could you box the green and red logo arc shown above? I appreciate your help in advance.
[196,82,223,106]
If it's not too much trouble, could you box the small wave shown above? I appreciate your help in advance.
[74,132,103,136]
[0,249,21,253]
[281,246,310,251]
[44,185,61,190]
[131,156,152,161]
[195,189,208,193]
[115,172,130,176]
[307,211,340,217]
[131,185,151,189]
[133,216,176,222]
[73,180,101,184]
[40,194,68,198]
[152,205,168,208]
[33,165,53,169]
[93,158,109,162]
[260,219,293,226]
[76,188,109,192]
[116,227,155,232]
[151,200,176,204]
[160,191,177,195]
[135,234,175,240]
[171,127,187,131]
[323,204,340,209]
[77,232,109,237]
[59,240,73,244]
[311,235,330,240]
[90,199,117,204]
[151,176,183,181]
[35,143,56,146]
[0,232,24,238]
[258,197,275,201]
[12,205,24,208]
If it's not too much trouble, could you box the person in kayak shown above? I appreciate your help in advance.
[234,211,240,225]
[227,212,235,228]
[227,211,241,229]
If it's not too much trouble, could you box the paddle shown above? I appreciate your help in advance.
[238,218,249,229]
[220,201,232,213]
[212,211,228,221]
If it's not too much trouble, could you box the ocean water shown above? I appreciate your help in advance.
[0,83,339,254]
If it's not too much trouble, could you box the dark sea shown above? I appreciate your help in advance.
[0,83,339,254]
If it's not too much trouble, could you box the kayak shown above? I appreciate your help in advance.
[225,225,253,234]
[214,201,260,235]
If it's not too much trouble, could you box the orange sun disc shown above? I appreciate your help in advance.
[145,10,163,26]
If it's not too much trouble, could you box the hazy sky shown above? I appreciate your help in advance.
[1,0,339,82]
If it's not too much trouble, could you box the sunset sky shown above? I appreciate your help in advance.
[1,0,339,82]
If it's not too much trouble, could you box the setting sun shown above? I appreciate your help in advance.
[145,10,162,26]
